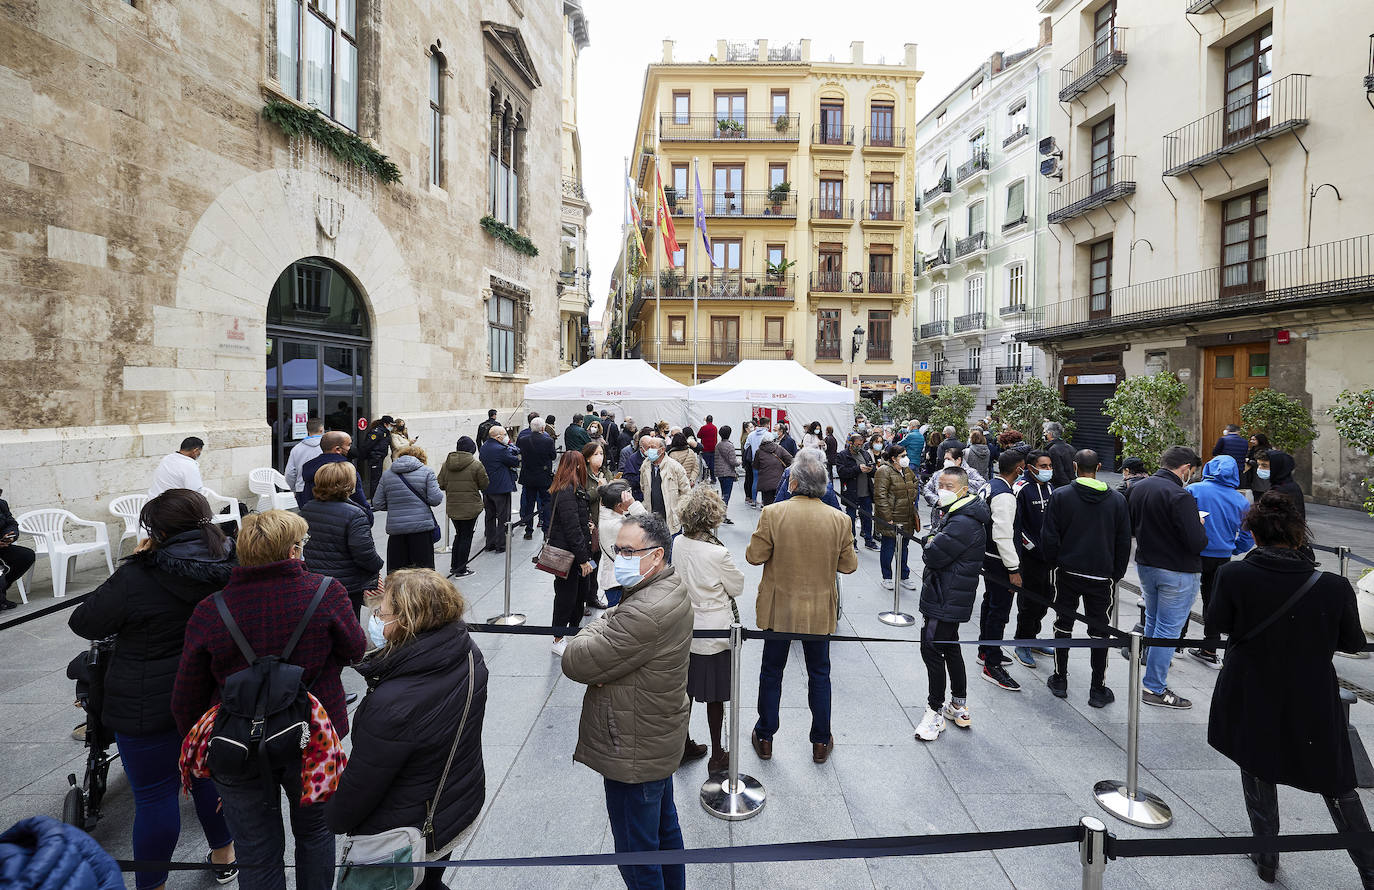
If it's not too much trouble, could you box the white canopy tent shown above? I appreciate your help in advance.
[523,359,690,429]
[687,360,856,437]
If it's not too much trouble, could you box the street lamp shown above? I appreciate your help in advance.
[849,325,865,395]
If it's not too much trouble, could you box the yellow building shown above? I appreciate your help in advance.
[624,39,921,404]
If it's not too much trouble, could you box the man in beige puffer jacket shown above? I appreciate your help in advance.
[562,511,692,889]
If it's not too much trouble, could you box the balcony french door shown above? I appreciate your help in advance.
[819,179,844,218]
[870,104,894,146]
[713,165,743,215]
[1089,239,1112,321]
[710,239,742,297]
[820,102,845,144]
[710,316,740,363]
[1224,25,1272,146]
[1091,116,1114,194]
[869,181,894,220]
[818,249,842,292]
[1221,188,1267,299]
[817,308,840,359]
[869,253,893,293]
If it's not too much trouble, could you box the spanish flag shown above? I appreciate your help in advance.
[655,168,678,259]
[626,176,649,263]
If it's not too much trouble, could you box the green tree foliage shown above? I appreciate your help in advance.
[927,386,977,436]
[854,398,883,427]
[1103,372,1190,472]
[1329,388,1374,516]
[992,378,1075,445]
[1238,389,1318,454]
[885,391,935,425]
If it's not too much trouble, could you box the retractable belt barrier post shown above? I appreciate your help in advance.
[1093,631,1173,828]
[487,520,526,626]
[701,622,766,820]
[1078,816,1108,890]
[434,507,451,554]
[878,528,915,627]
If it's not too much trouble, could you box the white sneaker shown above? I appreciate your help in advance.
[900,578,918,591]
[942,701,972,729]
[914,707,946,742]
[880,578,894,590]
[551,638,567,657]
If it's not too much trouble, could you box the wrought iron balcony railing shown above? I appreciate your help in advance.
[561,176,585,200]
[860,200,906,222]
[922,248,951,273]
[809,271,907,294]
[810,271,844,293]
[810,198,856,221]
[957,368,982,386]
[1003,124,1030,147]
[811,124,855,147]
[1002,214,1029,232]
[955,231,987,259]
[995,365,1023,385]
[954,312,986,333]
[923,177,952,205]
[919,320,949,339]
[637,272,797,301]
[1060,27,1128,102]
[956,149,990,183]
[815,338,842,360]
[663,190,798,218]
[1162,73,1309,176]
[862,127,906,148]
[1047,155,1136,224]
[1185,0,1217,13]
[865,271,907,294]
[1017,234,1374,344]
[998,303,1027,317]
[868,340,893,360]
[658,112,802,142]
[637,338,795,364]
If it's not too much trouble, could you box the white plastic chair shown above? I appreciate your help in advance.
[109,494,148,550]
[249,468,296,512]
[202,489,242,531]
[16,509,115,599]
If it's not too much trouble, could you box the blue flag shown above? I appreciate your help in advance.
[693,166,718,267]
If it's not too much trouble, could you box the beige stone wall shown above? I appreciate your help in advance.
[0,0,564,566]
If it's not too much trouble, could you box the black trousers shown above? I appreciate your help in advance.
[1051,571,1115,686]
[920,617,966,712]
[448,517,478,575]
[386,531,435,572]
[1012,557,1054,640]
[742,458,754,500]
[552,572,585,634]
[0,544,36,597]
[759,489,776,506]
[483,492,512,550]
[1241,770,1374,885]
[1185,554,1231,652]
[365,457,385,499]
[978,557,1015,666]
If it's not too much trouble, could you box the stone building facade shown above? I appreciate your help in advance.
[0,0,564,530]
[557,0,592,372]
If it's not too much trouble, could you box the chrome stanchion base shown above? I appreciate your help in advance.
[700,773,766,821]
[1093,779,1174,828]
[1336,650,1371,660]
[486,613,526,626]
[877,610,916,627]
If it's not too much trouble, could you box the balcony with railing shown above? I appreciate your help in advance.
[816,337,842,360]
[637,338,795,364]
[953,312,986,333]
[561,176,585,200]
[995,365,1023,385]
[641,272,797,301]
[860,200,907,224]
[665,190,798,219]
[862,127,906,150]
[1017,234,1374,343]
[868,339,893,360]
[919,320,949,339]
[999,303,1027,317]
[957,368,982,386]
[1185,0,1218,13]
[1060,27,1128,102]
[956,149,990,187]
[809,271,907,295]
[811,123,855,149]
[1003,124,1031,148]
[921,248,952,277]
[658,112,802,142]
[1047,155,1136,224]
[922,177,952,209]
[1162,73,1309,176]
[809,198,855,223]
[954,231,987,261]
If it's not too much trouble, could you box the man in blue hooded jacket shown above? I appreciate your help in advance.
[1185,454,1254,666]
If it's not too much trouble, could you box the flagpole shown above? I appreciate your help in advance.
[652,153,662,372]
[620,155,628,360]
[691,155,699,385]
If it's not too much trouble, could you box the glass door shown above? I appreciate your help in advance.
[267,335,370,471]
[1225,25,1273,145]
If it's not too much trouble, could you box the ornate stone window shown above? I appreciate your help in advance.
[488,277,530,374]
[484,22,540,228]
[276,0,359,131]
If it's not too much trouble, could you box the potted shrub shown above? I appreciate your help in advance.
[774,114,791,134]
[716,118,743,138]
[660,269,681,297]
[768,181,791,213]
[766,257,795,297]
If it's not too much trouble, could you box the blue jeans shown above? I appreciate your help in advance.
[754,638,832,744]
[213,766,334,890]
[520,484,550,530]
[846,494,874,544]
[719,476,735,506]
[603,776,685,890]
[1137,565,1201,694]
[879,534,911,580]
[116,730,233,890]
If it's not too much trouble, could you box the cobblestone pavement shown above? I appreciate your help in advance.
[2,474,1371,888]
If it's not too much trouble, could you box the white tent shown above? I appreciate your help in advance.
[523,359,690,428]
[687,360,856,437]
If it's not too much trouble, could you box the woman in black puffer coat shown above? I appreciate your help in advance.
[546,451,597,655]
[301,459,385,616]
[68,489,238,890]
[326,569,489,889]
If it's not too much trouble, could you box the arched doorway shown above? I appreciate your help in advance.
[265,257,371,470]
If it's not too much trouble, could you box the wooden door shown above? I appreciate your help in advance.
[1224,25,1273,145]
[710,316,739,363]
[1203,344,1270,440]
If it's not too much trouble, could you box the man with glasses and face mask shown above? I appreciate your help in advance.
[562,513,692,890]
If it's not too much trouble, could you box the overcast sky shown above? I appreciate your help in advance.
[575,0,1045,321]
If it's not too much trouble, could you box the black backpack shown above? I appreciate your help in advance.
[206,577,331,789]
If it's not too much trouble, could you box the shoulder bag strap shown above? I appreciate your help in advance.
[396,470,428,505]
[281,577,331,661]
[423,649,476,842]
[212,591,258,664]
[544,489,560,540]
[1230,570,1323,647]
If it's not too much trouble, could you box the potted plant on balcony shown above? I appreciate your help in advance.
[764,257,795,297]
[717,118,743,138]
[768,180,791,213]
[774,114,791,134]
[659,269,681,297]
[663,185,678,211]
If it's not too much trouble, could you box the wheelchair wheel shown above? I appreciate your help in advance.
[62,779,85,829]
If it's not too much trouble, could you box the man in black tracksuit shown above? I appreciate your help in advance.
[1040,448,1132,708]
[1044,422,1076,487]
[1011,450,1056,669]
[978,450,1027,690]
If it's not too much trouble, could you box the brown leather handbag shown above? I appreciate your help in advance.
[532,493,575,578]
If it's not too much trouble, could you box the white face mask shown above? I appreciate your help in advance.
[943,459,958,468]
[367,613,393,649]
[898,456,911,468]
[936,488,959,507]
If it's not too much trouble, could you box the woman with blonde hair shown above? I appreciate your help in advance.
[327,569,489,889]
[373,444,443,571]
[300,460,384,616]
[672,486,744,773]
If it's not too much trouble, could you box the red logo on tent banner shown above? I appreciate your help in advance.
[357,418,368,430]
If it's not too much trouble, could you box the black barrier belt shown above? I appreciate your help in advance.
[1110,829,1374,859]
[117,825,1083,872]
[1310,542,1374,569]
[0,589,90,631]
